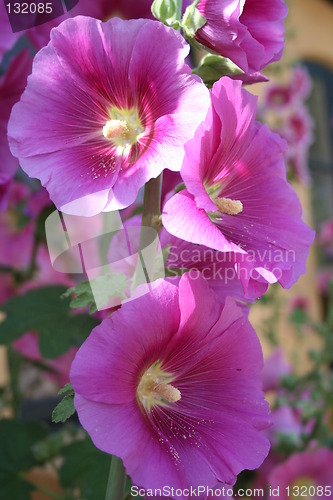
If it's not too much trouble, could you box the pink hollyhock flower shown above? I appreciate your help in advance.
[263,66,312,110]
[195,0,288,75]
[71,274,271,494]
[318,219,333,260]
[160,226,269,302]
[268,448,333,499]
[27,0,155,52]
[75,0,154,21]
[267,406,303,447]
[288,295,310,314]
[290,65,312,101]
[8,17,210,216]
[25,186,52,218]
[0,273,16,305]
[107,214,267,308]
[287,150,312,187]
[0,50,32,209]
[162,78,315,293]
[284,106,314,150]
[317,268,333,295]
[161,169,183,207]
[262,349,291,393]
[264,84,294,109]
[13,332,78,387]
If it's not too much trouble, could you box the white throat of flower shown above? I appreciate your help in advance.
[103,106,144,151]
[137,361,181,412]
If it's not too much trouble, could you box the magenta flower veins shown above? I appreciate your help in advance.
[163,77,315,293]
[8,17,209,216]
[71,274,271,494]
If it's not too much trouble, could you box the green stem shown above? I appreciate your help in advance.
[7,347,22,418]
[105,455,127,500]
[141,175,162,231]
[175,0,183,22]
[132,175,163,289]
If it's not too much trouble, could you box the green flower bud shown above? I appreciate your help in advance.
[193,54,244,88]
[151,0,179,26]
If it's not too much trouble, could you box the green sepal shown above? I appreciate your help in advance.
[181,0,206,40]
[193,54,244,87]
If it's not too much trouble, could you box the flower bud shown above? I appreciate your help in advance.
[151,0,179,25]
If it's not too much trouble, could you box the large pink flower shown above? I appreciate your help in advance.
[162,77,314,293]
[268,448,333,499]
[107,214,267,308]
[71,274,270,496]
[8,17,209,216]
[195,0,288,75]
[0,50,32,209]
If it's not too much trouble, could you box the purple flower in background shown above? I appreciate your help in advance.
[318,219,333,258]
[0,182,34,269]
[13,332,78,387]
[263,66,312,109]
[27,0,155,52]
[8,17,209,216]
[264,84,294,109]
[163,77,314,293]
[0,50,32,210]
[71,274,270,495]
[290,65,313,101]
[195,0,288,75]
[268,448,333,499]
[262,349,291,393]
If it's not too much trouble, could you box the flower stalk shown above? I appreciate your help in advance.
[105,455,127,500]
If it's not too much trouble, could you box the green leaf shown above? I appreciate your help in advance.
[52,395,75,424]
[52,383,75,424]
[0,420,53,500]
[181,0,206,40]
[0,286,98,358]
[0,473,33,500]
[58,382,74,396]
[62,281,94,311]
[193,54,244,87]
[64,274,128,315]
[0,420,47,474]
[289,308,308,325]
[59,436,110,500]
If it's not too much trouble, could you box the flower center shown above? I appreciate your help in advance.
[103,106,144,150]
[137,361,181,412]
[214,197,243,215]
[205,183,243,216]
